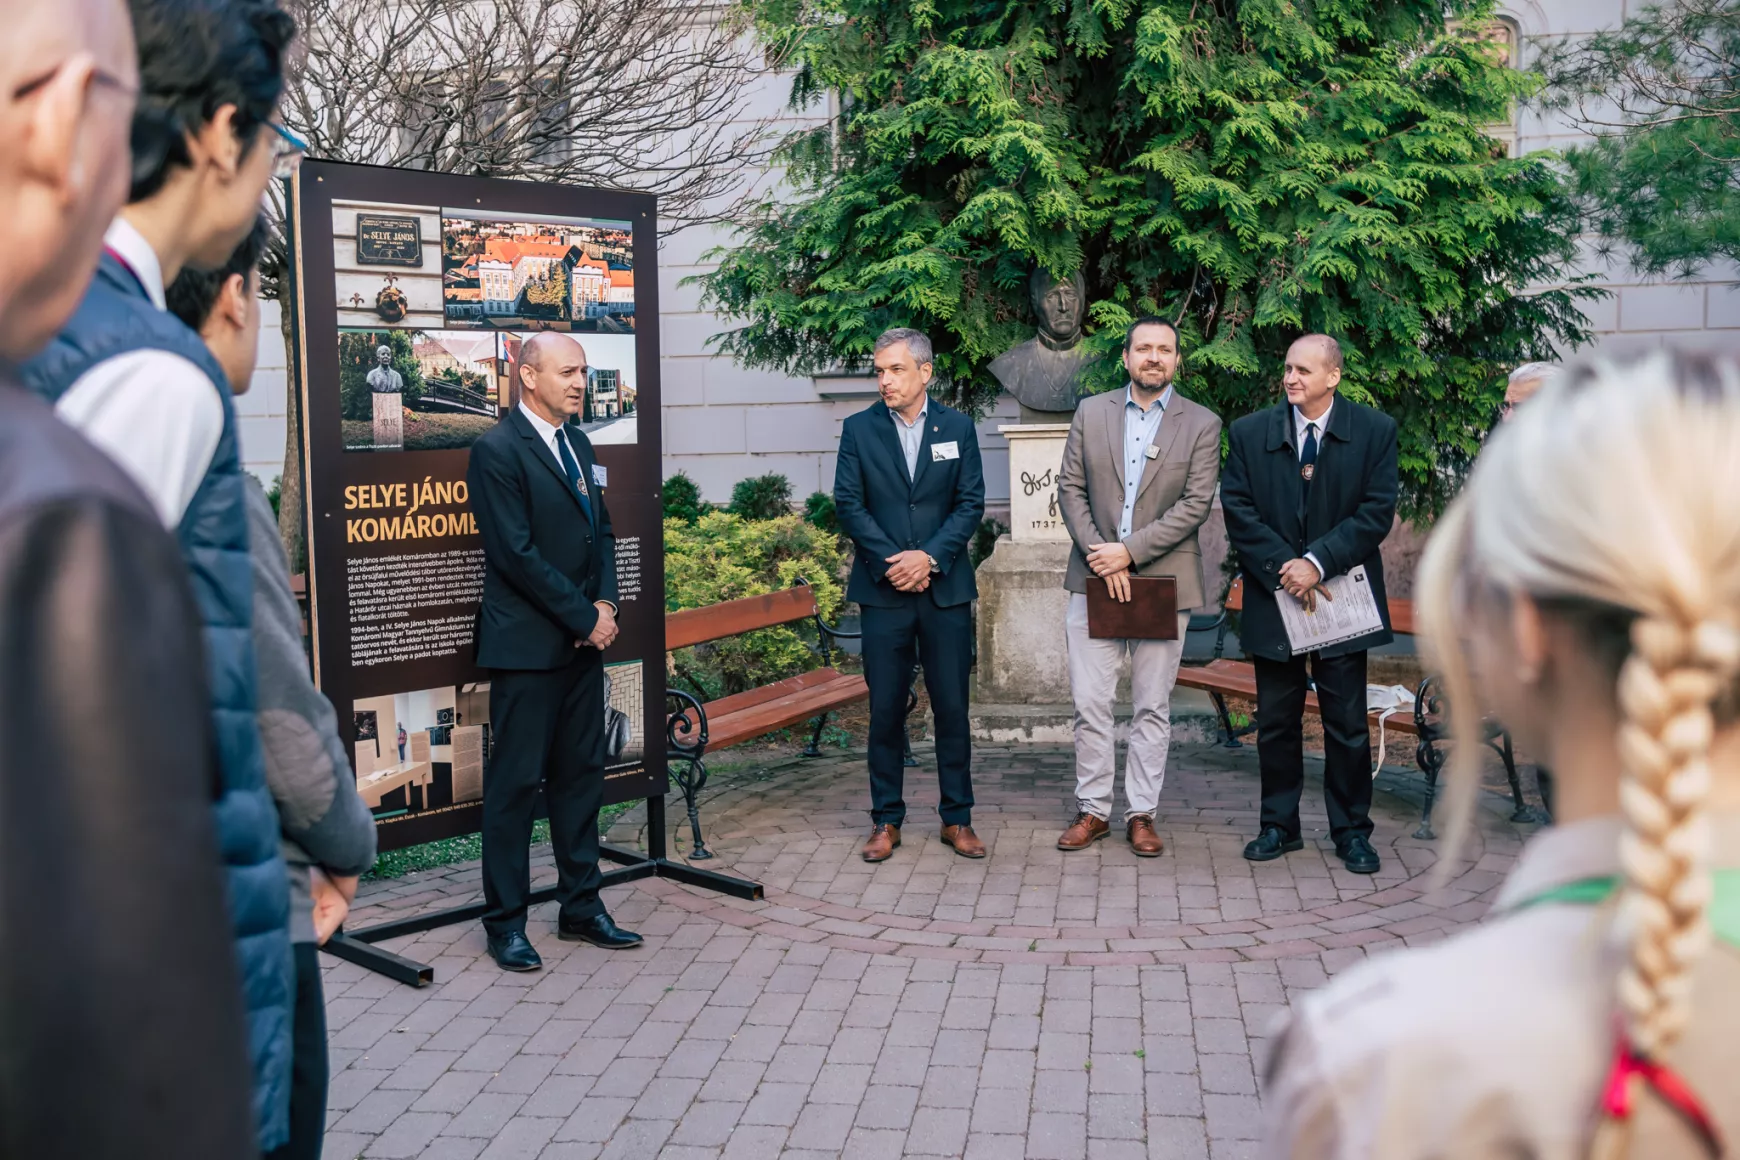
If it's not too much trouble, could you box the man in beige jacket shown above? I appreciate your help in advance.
[1055,317,1222,856]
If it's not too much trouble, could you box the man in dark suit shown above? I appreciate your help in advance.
[467,331,640,971]
[1221,334,1398,875]
[834,327,987,863]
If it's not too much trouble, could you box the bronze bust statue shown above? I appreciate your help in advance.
[989,268,1088,423]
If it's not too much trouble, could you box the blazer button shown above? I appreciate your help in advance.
[1265,562,1276,572]
[909,503,916,511]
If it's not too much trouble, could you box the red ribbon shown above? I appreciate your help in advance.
[1600,1027,1724,1156]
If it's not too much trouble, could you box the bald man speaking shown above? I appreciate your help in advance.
[467,332,639,971]
[1221,334,1398,875]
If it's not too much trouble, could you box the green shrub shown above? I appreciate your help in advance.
[665,511,848,696]
[970,516,1009,569]
[803,491,838,534]
[662,471,706,524]
[727,473,793,520]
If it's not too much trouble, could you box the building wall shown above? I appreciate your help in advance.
[238,0,1740,503]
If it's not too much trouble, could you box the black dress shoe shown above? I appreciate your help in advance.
[558,912,643,949]
[486,931,542,972]
[1243,826,1305,862]
[1337,834,1381,875]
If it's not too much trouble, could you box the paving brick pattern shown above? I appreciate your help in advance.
[325,742,1535,1158]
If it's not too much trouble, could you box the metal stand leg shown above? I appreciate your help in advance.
[324,792,760,987]
[802,714,828,758]
[1210,691,1242,749]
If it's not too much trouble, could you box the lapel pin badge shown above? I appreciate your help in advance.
[1144,445,1160,460]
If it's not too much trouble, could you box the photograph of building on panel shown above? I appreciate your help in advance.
[441,210,634,332]
[496,331,638,445]
[351,683,491,818]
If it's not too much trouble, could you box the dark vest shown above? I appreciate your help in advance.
[20,253,294,1150]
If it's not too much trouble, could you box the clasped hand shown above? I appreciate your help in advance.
[579,601,619,650]
[884,549,932,593]
[1087,542,1135,603]
[1279,558,1333,613]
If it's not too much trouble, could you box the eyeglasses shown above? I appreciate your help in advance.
[268,122,307,179]
[12,62,137,102]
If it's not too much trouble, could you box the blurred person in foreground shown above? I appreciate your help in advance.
[0,0,258,1153]
[18,0,303,1148]
[169,218,379,1160]
[1264,351,1740,1158]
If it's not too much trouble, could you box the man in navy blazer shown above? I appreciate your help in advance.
[467,331,641,972]
[834,328,987,862]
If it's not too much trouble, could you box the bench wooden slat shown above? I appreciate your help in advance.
[704,672,869,751]
[694,669,846,720]
[666,586,821,651]
[1223,576,1415,635]
[1177,659,1418,736]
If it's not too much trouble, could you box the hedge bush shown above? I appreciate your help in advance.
[664,511,848,697]
[727,473,795,520]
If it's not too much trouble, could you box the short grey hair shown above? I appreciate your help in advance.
[874,327,933,366]
[1509,361,1559,387]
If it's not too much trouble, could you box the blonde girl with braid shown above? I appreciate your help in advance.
[1262,352,1740,1159]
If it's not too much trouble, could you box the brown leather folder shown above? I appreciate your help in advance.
[1086,575,1178,640]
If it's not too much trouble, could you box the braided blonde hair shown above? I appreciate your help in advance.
[1416,352,1740,1154]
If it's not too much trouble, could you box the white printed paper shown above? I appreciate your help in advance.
[932,441,960,461]
[591,464,608,487]
[1277,565,1385,654]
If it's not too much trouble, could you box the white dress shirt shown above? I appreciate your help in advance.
[1118,384,1171,540]
[1292,398,1332,581]
[890,400,928,479]
[54,217,226,528]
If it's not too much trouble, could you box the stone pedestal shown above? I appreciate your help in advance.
[1002,423,1071,542]
[372,391,404,449]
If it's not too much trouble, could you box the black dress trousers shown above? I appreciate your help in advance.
[1252,650,1374,846]
[481,648,607,937]
[861,595,975,828]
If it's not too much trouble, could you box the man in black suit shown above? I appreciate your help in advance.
[834,327,987,863]
[467,331,641,971]
[1221,334,1398,875]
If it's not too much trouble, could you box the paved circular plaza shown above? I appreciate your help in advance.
[326,742,1536,1160]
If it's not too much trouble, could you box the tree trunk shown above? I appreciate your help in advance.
[277,321,307,575]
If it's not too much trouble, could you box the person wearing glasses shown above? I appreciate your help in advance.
[18,0,305,1153]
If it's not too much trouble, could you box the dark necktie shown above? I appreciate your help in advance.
[554,427,593,522]
[1300,422,1319,482]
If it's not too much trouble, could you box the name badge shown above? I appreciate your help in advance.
[932,441,960,461]
[1143,444,1160,460]
[591,464,608,487]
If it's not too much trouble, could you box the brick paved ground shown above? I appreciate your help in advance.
[323,741,1537,1159]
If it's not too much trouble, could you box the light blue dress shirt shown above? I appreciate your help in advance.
[1118,385,1171,539]
[891,400,929,479]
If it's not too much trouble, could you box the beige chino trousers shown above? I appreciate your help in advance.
[1064,593,1191,821]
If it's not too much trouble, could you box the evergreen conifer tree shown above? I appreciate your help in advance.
[703,0,1599,514]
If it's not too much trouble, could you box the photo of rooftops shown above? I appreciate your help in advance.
[441,210,634,333]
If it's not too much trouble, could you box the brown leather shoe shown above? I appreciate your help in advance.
[862,823,900,862]
[1126,815,1164,858]
[1057,812,1110,850]
[940,824,986,858]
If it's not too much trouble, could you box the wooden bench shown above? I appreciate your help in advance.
[1178,576,1541,838]
[664,580,868,856]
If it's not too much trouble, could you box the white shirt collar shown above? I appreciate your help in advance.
[1294,397,1334,443]
[518,401,562,450]
[104,217,167,311]
[1125,383,1172,414]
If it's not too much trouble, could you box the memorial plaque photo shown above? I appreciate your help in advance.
[356,213,423,267]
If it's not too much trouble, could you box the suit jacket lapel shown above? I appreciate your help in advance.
[869,400,915,487]
[909,406,943,495]
[511,408,590,520]
[1133,392,1186,504]
[1103,392,1126,489]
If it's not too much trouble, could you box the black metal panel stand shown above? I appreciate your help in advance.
[322,792,762,986]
